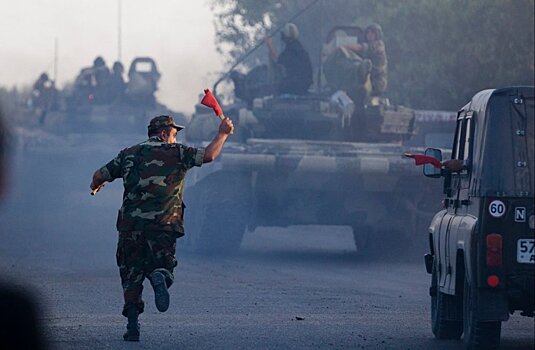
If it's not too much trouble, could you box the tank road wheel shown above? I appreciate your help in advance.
[185,173,251,255]
[431,260,463,339]
[462,274,501,349]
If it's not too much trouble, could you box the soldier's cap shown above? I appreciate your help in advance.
[148,115,184,132]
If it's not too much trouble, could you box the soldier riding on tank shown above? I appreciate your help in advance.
[344,23,388,99]
[265,23,314,96]
[30,72,57,124]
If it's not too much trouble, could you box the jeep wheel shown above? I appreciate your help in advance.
[184,173,251,255]
[463,275,501,349]
[431,260,463,339]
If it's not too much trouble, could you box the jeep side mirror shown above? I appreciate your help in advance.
[423,148,442,178]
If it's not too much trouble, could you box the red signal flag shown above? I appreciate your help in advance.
[404,153,442,169]
[201,88,223,117]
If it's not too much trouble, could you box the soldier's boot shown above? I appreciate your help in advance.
[123,308,140,341]
[149,270,170,312]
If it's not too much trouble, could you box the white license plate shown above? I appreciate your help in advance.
[517,239,535,264]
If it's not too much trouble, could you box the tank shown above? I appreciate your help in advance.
[21,56,187,135]
[183,26,454,257]
[4,57,194,257]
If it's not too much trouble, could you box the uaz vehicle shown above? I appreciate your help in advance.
[423,86,534,349]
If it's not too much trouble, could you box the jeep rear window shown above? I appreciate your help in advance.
[477,93,534,196]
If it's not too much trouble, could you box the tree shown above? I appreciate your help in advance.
[210,0,534,109]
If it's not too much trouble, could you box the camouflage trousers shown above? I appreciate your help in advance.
[116,230,180,316]
[370,68,387,96]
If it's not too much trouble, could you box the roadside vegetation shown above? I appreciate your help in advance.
[211,0,534,109]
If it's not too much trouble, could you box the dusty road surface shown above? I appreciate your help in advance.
[0,149,533,349]
[1,226,533,350]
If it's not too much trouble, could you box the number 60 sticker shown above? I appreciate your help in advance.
[489,200,506,218]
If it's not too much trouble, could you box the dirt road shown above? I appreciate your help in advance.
[0,143,532,349]
[1,226,533,350]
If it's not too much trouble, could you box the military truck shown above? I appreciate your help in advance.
[183,26,449,256]
[422,86,534,349]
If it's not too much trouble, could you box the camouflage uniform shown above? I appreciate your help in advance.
[98,134,204,315]
[366,40,387,95]
[362,24,388,96]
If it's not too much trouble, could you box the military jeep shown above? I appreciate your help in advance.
[422,86,534,349]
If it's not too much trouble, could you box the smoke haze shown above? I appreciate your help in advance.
[0,0,224,114]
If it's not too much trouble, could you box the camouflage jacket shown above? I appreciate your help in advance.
[362,39,388,94]
[99,136,205,234]
[363,40,387,70]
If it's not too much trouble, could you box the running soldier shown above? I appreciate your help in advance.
[90,115,234,341]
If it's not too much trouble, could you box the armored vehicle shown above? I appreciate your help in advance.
[183,26,450,256]
[23,56,186,134]
[423,86,534,349]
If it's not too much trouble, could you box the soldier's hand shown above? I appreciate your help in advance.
[90,182,105,195]
[265,37,273,47]
[219,117,234,135]
[442,159,464,172]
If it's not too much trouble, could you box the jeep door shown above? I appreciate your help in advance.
[440,110,477,294]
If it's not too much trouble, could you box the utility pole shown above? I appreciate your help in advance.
[317,0,324,94]
[118,0,122,62]
[53,37,59,83]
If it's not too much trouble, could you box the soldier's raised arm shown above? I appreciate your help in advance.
[203,117,234,163]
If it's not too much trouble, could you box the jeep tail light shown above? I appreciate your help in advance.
[486,234,503,267]
[487,275,499,288]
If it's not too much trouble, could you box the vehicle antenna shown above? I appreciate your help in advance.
[317,0,324,94]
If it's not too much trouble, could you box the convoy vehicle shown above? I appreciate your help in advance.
[183,26,452,256]
[422,86,534,349]
[24,56,186,134]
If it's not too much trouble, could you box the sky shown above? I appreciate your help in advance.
[0,0,225,114]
